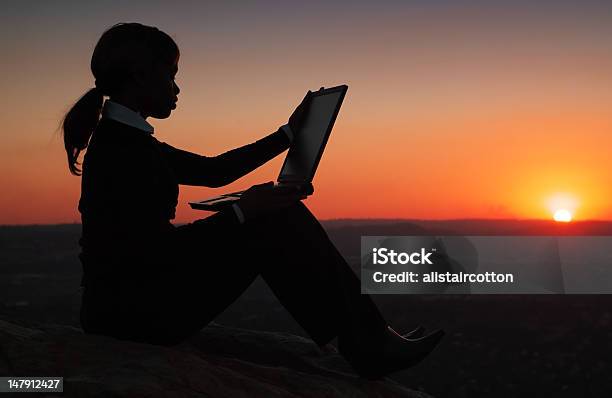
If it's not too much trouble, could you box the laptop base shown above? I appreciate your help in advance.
[189,182,314,211]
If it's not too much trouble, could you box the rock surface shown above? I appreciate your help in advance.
[0,318,431,397]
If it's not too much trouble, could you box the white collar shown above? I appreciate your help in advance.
[101,100,155,134]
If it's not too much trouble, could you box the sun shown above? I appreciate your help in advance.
[553,209,572,223]
[546,193,578,223]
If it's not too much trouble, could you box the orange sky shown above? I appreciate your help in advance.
[1,1,611,224]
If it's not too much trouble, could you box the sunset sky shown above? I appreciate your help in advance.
[1,0,611,224]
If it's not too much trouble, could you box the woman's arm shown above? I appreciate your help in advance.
[157,128,291,187]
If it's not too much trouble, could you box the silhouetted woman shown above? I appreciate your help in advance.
[62,22,443,380]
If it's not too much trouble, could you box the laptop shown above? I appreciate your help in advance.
[189,84,348,211]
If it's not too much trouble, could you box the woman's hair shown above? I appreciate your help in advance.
[62,23,179,175]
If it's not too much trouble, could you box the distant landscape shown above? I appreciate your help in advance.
[1,219,611,397]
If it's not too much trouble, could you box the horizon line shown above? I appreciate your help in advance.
[3,217,612,227]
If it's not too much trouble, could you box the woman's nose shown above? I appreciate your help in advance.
[174,81,180,95]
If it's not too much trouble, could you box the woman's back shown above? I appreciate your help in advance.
[78,118,178,281]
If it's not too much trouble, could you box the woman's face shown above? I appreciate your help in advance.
[140,57,180,119]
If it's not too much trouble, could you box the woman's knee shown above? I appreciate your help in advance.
[261,201,316,227]
[267,202,330,242]
[283,201,315,219]
[292,201,326,229]
[243,202,326,244]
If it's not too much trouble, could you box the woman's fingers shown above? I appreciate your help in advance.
[241,183,306,214]
[289,90,314,131]
[299,91,313,113]
[300,90,312,104]
[247,181,274,194]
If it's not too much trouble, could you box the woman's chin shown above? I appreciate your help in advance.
[151,108,174,119]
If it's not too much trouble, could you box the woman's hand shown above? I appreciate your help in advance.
[237,181,306,221]
[287,90,314,135]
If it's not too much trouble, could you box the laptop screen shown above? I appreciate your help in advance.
[278,86,347,183]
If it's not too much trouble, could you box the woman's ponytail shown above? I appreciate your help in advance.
[62,87,104,175]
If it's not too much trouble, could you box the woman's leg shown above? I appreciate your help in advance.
[241,201,389,348]
[103,202,387,349]
[80,209,263,346]
[249,203,447,379]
